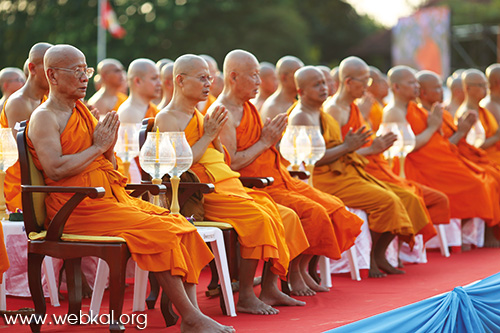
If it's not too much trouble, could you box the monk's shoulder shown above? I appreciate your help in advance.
[382,103,405,123]
[155,109,182,132]
[288,107,314,126]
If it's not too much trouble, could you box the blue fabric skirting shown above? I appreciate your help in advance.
[327,272,500,333]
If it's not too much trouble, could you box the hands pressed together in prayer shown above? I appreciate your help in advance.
[204,105,228,141]
[343,125,371,152]
[456,111,477,136]
[94,110,120,159]
[427,103,444,133]
[260,113,288,148]
[370,132,398,155]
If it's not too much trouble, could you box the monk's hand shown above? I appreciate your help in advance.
[204,105,228,140]
[89,105,100,120]
[456,111,477,136]
[261,113,288,147]
[94,111,120,153]
[344,126,371,152]
[427,102,444,132]
[358,93,375,119]
[370,132,397,154]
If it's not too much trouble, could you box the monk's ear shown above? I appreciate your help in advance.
[230,71,237,82]
[175,74,184,87]
[28,62,37,77]
[46,68,58,85]
[133,76,141,86]
[297,87,303,96]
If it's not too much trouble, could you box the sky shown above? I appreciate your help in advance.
[345,0,428,28]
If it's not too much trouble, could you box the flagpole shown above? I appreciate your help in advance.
[97,0,106,64]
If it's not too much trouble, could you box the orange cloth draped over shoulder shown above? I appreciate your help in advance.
[368,100,384,132]
[199,94,216,115]
[292,105,415,244]
[0,225,9,284]
[185,109,308,278]
[26,101,213,282]
[405,101,500,227]
[235,102,363,259]
[1,96,47,212]
[478,106,500,164]
[342,104,446,241]
[112,92,128,112]
[145,102,160,119]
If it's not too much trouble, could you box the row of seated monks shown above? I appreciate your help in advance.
[1,42,500,331]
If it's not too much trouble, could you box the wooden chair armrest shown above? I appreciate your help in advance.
[289,171,310,180]
[239,177,269,188]
[21,185,106,242]
[125,184,166,197]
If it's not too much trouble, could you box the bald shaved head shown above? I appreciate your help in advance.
[29,42,53,65]
[416,70,443,105]
[338,56,369,82]
[367,66,388,100]
[276,56,304,77]
[462,68,486,87]
[461,68,487,102]
[161,62,174,83]
[199,54,219,76]
[222,49,260,101]
[486,64,500,88]
[0,67,25,94]
[97,58,123,75]
[316,65,335,96]
[127,58,157,81]
[295,66,328,105]
[260,62,275,75]
[156,58,173,72]
[258,61,278,95]
[44,44,83,70]
[174,54,207,78]
[388,65,419,101]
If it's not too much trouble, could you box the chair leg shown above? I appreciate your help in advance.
[436,224,450,257]
[207,258,220,291]
[160,289,178,327]
[318,256,332,288]
[106,248,128,332]
[65,258,82,317]
[27,253,46,333]
[89,259,109,316]
[146,272,160,309]
[41,257,60,307]
[308,255,321,284]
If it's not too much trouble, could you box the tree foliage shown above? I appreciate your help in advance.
[0,0,380,72]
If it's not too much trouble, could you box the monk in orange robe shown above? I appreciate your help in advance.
[88,58,127,118]
[0,225,9,284]
[290,65,415,278]
[456,69,500,164]
[417,69,500,246]
[156,54,309,315]
[385,66,500,238]
[0,67,25,110]
[250,62,278,112]
[342,102,448,242]
[1,42,52,213]
[28,45,233,333]
[325,57,434,251]
[213,50,362,295]
[260,56,304,120]
[483,64,500,124]
[197,54,220,115]
[363,66,389,132]
[157,63,174,110]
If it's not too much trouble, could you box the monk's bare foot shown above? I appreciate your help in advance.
[237,295,280,315]
[181,312,234,332]
[398,257,404,269]
[289,269,316,296]
[484,227,500,248]
[302,270,329,292]
[260,287,306,307]
[377,256,405,275]
[368,266,387,278]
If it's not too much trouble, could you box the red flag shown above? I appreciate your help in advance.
[101,0,126,39]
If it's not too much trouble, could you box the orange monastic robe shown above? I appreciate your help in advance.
[0,225,9,283]
[235,102,363,259]
[405,101,500,226]
[27,101,212,282]
[112,92,128,112]
[1,96,47,212]
[145,102,159,119]
[185,110,308,277]
[343,104,448,241]
[368,100,384,132]
[296,106,415,244]
[198,94,217,116]
[478,106,500,164]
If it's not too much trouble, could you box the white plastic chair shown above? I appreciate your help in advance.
[89,226,236,317]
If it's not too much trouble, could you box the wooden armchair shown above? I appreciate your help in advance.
[17,123,163,333]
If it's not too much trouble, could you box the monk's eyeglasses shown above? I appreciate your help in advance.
[348,76,373,87]
[180,73,214,84]
[50,67,95,79]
